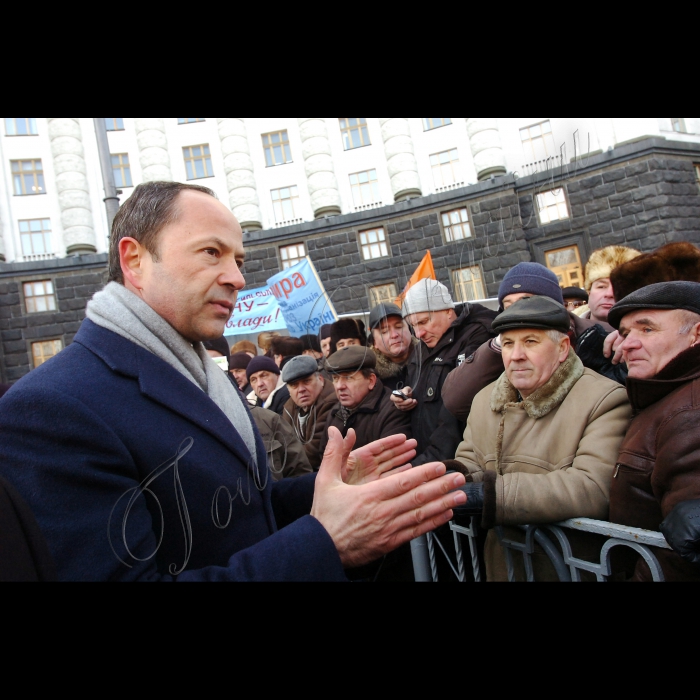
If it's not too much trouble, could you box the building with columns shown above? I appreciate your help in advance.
[2,117,700,383]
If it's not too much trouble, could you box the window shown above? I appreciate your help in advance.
[349,169,380,207]
[19,219,52,256]
[262,131,292,167]
[340,118,370,150]
[441,208,471,242]
[359,228,388,260]
[111,153,132,188]
[24,280,56,313]
[520,120,556,162]
[5,118,37,136]
[369,283,398,307]
[545,245,583,287]
[178,118,205,124]
[452,266,485,302]
[280,243,306,270]
[183,144,213,180]
[11,159,45,195]
[423,118,451,130]
[105,118,124,131]
[271,186,300,223]
[430,149,459,188]
[31,339,63,368]
[671,118,686,133]
[536,188,569,225]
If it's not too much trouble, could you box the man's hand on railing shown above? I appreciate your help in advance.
[660,499,700,566]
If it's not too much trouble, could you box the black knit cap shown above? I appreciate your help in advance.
[562,286,588,302]
[608,281,700,329]
[229,352,251,370]
[492,295,570,335]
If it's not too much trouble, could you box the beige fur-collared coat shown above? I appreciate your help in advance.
[454,349,631,580]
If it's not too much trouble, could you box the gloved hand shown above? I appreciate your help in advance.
[452,483,484,516]
[660,499,700,566]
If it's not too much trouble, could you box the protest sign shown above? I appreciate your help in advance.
[224,286,287,337]
[267,257,337,337]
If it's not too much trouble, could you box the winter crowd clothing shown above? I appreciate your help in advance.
[329,318,367,355]
[0,319,346,581]
[609,343,700,581]
[584,245,641,291]
[402,279,455,316]
[249,406,313,481]
[454,349,631,581]
[373,337,418,392]
[319,381,412,455]
[404,302,496,464]
[283,379,338,469]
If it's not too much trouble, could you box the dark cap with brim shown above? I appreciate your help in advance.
[562,286,588,302]
[608,281,700,329]
[325,346,376,374]
[492,295,571,335]
[281,355,319,384]
[369,302,403,330]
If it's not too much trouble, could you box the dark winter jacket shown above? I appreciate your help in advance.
[406,303,497,465]
[610,344,700,582]
[319,381,412,454]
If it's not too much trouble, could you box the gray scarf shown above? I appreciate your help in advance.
[86,282,257,466]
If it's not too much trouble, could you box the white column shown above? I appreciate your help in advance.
[378,118,422,202]
[216,118,262,231]
[298,118,342,218]
[134,118,172,182]
[47,118,97,255]
[466,118,507,181]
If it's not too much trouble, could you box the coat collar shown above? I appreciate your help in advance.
[626,343,700,411]
[490,348,584,419]
[74,319,265,472]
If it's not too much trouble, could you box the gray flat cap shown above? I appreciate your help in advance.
[369,302,403,330]
[281,355,319,384]
[325,346,376,374]
[492,295,570,335]
[608,281,700,329]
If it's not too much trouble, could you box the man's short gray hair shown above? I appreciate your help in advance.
[678,310,700,334]
[545,329,569,344]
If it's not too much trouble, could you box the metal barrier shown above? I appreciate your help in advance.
[412,518,672,582]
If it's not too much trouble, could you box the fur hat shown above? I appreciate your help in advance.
[611,242,700,301]
[584,245,641,292]
[329,318,367,355]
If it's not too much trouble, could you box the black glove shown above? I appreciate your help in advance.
[660,499,700,566]
[453,482,484,516]
[575,324,628,386]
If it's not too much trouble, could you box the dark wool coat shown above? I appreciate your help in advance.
[319,382,412,454]
[0,320,346,582]
[405,303,497,465]
[610,344,700,582]
[282,379,337,469]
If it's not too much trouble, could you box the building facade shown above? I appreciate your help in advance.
[2,117,700,384]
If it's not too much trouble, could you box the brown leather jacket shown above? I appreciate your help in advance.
[610,344,700,581]
[319,382,412,453]
[282,379,337,470]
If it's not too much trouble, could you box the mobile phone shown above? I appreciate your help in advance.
[392,390,408,398]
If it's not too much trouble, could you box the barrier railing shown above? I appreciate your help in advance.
[412,518,672,582]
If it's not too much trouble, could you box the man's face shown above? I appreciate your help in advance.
[619,309,699,380]
[336,337,361,351]
[588,278,615,323]
[231,368,248,390]
[288,373,325,409]
[249,370,279,401]
[125,190,246,342]
[501,328,569,399]
[405,310,453,348]
[372,315,412,360]
[321,337,331,358]
[331,371,376,409]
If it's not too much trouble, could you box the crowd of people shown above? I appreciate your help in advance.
[1,179,699,582]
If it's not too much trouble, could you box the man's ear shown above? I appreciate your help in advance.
[119,237,147,291]
[690,322,700,348]
[559,334,571,362]
[368,373,377,390]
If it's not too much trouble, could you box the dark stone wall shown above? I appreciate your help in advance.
[2,138,699,384]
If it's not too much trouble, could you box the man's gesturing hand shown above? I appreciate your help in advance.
[311,427,467,568]
[341,429,418,485]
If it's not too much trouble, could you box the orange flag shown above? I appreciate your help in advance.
[396,250,437,307]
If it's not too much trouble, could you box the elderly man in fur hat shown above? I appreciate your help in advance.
[447,295,631,581]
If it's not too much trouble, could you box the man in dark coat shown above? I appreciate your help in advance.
[391,279,497,465]
[320,346,412,455]
[608,281,700,582]
[367,302,416,392]
[246,355,290,414]
[0,181,467,581]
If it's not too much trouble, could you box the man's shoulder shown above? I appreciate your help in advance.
[570,368,630,411]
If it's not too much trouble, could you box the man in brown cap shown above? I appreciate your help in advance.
[320,346,412,455]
